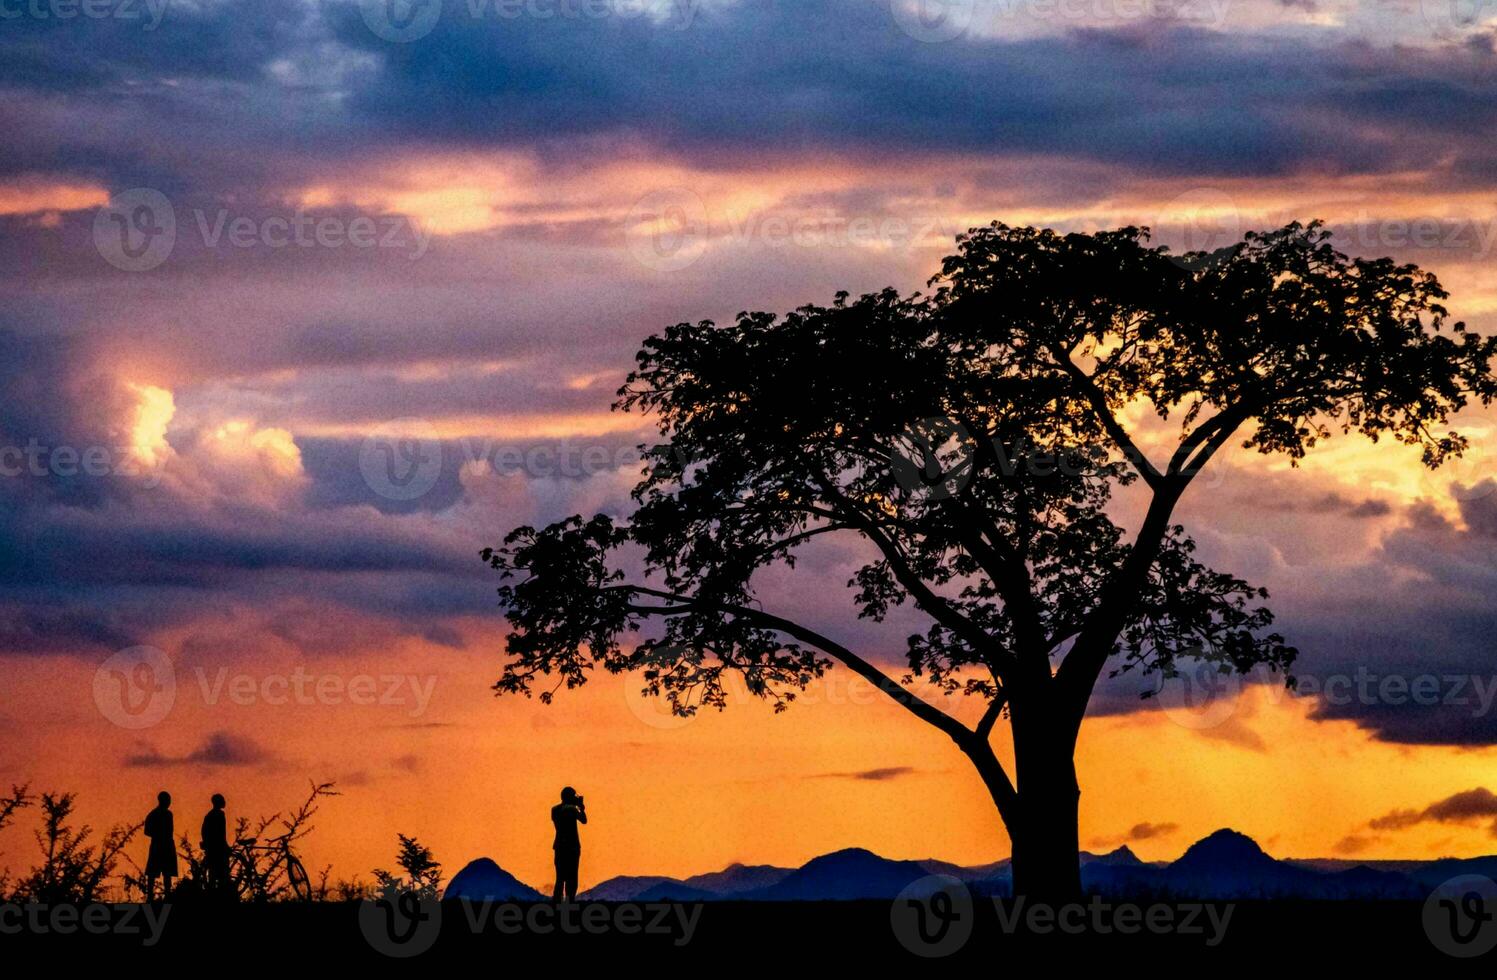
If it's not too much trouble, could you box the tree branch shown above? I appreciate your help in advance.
[807,470,1009,669]
[1055,353,1165,490]
[611,585,978,747]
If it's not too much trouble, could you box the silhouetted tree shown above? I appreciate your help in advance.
[14,792,139,904]
[484,222,1497,899]
[373,833,442,900]
[0,784,33,898]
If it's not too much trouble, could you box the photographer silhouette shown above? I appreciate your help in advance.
[550,787,587,902]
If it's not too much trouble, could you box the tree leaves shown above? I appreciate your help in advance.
[483,221,1494,733]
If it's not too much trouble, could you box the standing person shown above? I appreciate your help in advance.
[550,787,587,902]
[143,791,177,901]
[200,793,230,895]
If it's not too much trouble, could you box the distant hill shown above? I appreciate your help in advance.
[632,881,719,902]
[444,858,546,902]
[447,831,1496,903]
[1083,845,1147,867]
[742,848,937,901]
[682,863,793,894]
[580,874,678,901]
[580,863,793,901]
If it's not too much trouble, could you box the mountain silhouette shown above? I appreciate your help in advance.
[742,848,936,901]
[1171,828,1278,874]
[581,875,678,901]
[1162,828,1320,898]
[682,862,793,894]
[1083,845,1145,867]
[632,881,719,902]
[444,858,546,902]
[447,831,1488,902]
[581,863,793,901]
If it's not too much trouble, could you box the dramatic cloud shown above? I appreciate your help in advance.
[1370,787,1497,837]
[124,731,271,768]
[1126,821,1180,841]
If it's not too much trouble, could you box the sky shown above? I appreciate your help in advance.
[3,0,1497,893]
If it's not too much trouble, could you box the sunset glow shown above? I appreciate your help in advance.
[3,0,1497,909]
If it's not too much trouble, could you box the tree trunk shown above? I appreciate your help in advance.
[1006,704,1083,903]
[961,694,1085,903]
[1008,757,1082,902]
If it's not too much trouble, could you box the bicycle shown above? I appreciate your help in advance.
[232,831,312,902]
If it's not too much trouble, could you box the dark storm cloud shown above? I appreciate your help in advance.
[1285,490,1497,745]
[1370,787,1497,836]
[1079,477,1497,747]
[124,731,271,768]
[6,1,1497,197]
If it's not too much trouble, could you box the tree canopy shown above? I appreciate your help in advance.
[483,220,1496,894]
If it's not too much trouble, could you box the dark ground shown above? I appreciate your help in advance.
[1,899,1481,966]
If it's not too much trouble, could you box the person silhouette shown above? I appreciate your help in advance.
[551,787,587,902]
[201,793,229,895]
[143,790,177,901]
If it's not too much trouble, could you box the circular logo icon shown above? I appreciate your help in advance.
[623,649,698,730]
[93,189,176,272]
[1419,444,1495,503]
[359,889,442,957]
[889,417,976,500]
[890,875,973,957]
[1420,0,1491,35]
[625,187,709,272]
[1423,874,1497,957]
[360,418,444,502]
[1150,657,1242,731]
[890,0,976,42]
[1159,188,1242,267]
[93,645,176,730]
[360,0,442,42]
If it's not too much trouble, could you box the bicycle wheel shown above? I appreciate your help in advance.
[286,855,312,902]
